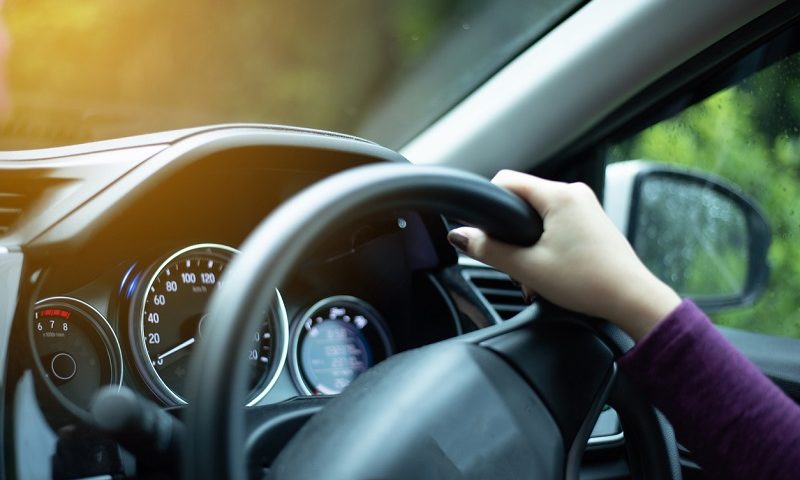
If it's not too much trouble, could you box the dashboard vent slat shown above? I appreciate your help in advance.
[462,269,528,321]
[0,195,25,233]
[0,208,23,228]
[0,175,59,236]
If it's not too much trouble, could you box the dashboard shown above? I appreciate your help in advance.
[2,126,475,479]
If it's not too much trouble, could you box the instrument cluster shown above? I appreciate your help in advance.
[28,241,412,412]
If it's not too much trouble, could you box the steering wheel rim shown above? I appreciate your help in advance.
[183,163,679,479]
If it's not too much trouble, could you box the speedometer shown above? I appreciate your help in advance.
[132,243,287,406]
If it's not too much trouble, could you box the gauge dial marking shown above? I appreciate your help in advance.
[291,296,392,396]
[32,297,123,411]
[133,243,287,407]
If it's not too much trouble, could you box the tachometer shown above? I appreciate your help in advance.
[132,243,287,406]
[290,296,392,395]
[31,297,123,410]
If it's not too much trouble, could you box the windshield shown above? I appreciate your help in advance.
[0,0,580,151]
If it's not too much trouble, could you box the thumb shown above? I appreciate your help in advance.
[447,226,530,275]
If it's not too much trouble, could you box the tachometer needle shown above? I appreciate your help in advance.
[158,337,196,361]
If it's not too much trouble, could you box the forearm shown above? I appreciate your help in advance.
[618,300,800,479]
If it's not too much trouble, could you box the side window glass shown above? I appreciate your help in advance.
[606,29,800,339]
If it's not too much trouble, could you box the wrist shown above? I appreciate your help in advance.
[614,275,681,341]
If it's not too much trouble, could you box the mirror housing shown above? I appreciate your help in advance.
[605,161,771,312]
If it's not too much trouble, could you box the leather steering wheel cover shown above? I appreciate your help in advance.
[183,163,543,479]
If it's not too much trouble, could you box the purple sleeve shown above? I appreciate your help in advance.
[618,299,800,479]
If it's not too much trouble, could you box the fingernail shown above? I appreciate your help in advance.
[521,287,536,305]
[447,231,469,252]
[523,293,535,305]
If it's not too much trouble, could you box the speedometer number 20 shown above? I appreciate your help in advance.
[134,244,279,406]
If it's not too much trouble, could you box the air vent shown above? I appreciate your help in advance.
[0,192,24,235]
[462,269,528,321]
[0,174,60,236]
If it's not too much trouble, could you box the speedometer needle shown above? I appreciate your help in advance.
[158,337,196,361]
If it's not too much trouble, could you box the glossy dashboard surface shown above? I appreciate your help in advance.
[1,126,465,479]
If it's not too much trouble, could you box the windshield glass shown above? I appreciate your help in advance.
[0,0,580,151]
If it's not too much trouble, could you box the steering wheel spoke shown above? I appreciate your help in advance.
[482,318,615,464]
[270,339,567,478]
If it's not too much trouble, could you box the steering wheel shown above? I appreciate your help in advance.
[182,163,682,479]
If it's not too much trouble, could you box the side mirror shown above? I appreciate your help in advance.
[605,161,771,312]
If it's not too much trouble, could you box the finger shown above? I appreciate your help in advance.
[448,227,548,302]
[447,226,531,275]
[449,224,557,298]
[491,169,566,216]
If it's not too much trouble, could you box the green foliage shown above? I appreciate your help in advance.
[608,57,800,338]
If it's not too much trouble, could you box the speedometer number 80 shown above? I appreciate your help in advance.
[133,243,282,407]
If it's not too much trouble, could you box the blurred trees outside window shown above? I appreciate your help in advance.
[1,0,577,150]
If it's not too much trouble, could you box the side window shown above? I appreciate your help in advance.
[606,28,800,339]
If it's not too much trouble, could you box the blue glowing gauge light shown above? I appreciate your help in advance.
[290,296,393,395]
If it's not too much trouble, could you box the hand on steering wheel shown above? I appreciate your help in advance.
[448,169,681,341]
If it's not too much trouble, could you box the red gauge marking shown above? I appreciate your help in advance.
[40,308,70,319]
